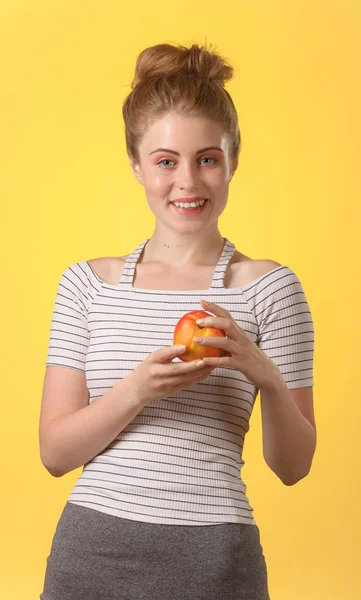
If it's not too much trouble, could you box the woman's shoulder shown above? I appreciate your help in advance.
[230,250,282,288]
[86,256,128,286]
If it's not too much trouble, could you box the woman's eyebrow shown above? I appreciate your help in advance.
[149,146,224,156]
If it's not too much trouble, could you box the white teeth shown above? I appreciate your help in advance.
[173,199,206,208]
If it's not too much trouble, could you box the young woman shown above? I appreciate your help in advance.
[39,42,316,600]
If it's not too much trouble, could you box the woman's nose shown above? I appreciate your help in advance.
[176,163,201,187]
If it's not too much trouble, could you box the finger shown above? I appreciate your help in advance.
[186,367,216,383]
[200,299,226,313]
[202,356,232,368]
[196,316,229,328]
[172,367,215,393]
[193,336,232,349]
[169,358,207,374]
[157,344,187,364]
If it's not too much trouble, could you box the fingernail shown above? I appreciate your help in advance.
[196,318,205,325]
[176,345,186,351]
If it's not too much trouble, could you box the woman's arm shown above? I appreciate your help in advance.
[40,377,145,477]
[260,379,317,485]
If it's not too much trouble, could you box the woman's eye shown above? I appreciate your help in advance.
[201,157,217,165]
[157,157,217,168]
[158,159,174,167]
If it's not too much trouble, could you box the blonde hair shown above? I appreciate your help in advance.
[122,42,241,164]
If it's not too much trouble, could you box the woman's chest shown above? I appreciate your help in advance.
[114,250,254,290]
[131,263,238,290]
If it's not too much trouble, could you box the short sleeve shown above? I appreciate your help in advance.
[249,266,314,389]
[45,263,90,372]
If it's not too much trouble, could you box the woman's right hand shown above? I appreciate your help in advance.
[126,345,215,406]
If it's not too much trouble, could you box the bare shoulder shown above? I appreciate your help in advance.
[232,252,282,287]
[246,258,282,276]
[86,256,128,285]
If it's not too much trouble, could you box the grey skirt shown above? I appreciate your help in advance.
[40,501,270,600]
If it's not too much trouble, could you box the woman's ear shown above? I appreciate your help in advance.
[129,158,143,185]
[230,156,238,180]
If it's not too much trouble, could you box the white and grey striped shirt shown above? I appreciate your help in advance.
[45,237,314,526]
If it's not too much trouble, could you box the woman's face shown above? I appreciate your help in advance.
[130,112,238,232]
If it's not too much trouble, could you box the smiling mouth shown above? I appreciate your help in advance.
[170,199,209,214]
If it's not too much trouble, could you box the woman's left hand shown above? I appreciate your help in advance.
[193,300,283,392]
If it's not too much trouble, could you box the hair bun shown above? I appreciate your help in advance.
[131,42,234,89]
[123,41,241,163]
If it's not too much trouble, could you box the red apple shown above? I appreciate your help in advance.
[173,310,226,362]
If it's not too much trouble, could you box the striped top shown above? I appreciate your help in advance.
[45,237,314,526]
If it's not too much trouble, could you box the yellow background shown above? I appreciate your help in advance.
[1,1,360,598]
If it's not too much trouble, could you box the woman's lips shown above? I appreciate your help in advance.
[170,199,209,215]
